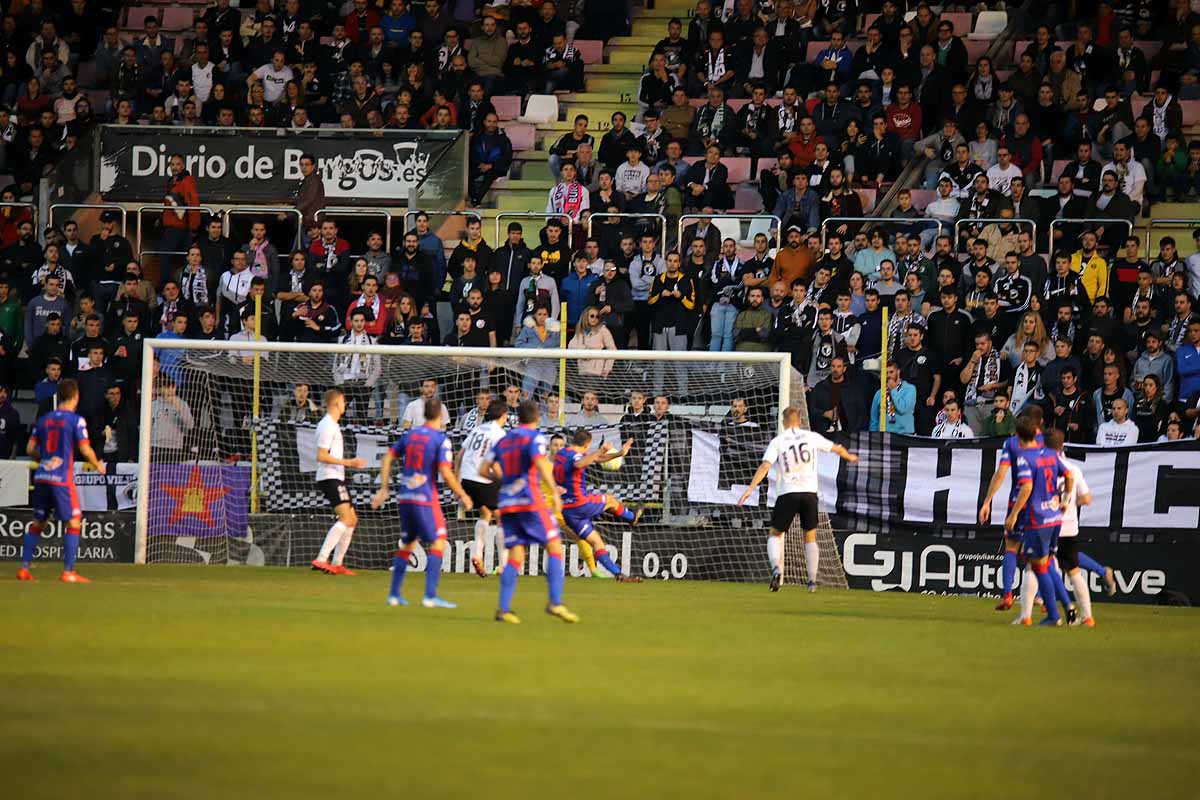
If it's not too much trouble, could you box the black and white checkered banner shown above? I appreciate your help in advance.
[252,419,669,512]
[814,433,1200,537]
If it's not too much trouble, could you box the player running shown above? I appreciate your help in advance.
[17,379,106,583]
[312,389,367,575]
[372,399,473,608]
[458,399,508,577]
[737,406,858,593]
[979,406,1044,610]
[480,400,578,624]
[553,429,644,583]
[1006,417,1073,627]
[1018,428,1097,627]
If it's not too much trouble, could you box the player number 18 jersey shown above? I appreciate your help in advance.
[761,429,833,496]
[459,421,505,484]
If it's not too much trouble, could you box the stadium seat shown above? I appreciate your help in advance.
[518,94,558,124]
[857,188,877,213]
[125,6,160,26]
[940,12,973,35]
[969,11,1008,40]
[491,95,521,121]
[723,157,753,184]
[908,189,937,210]
[745,216,775,245]
[1051,159,1068,179]
[734,186,764,212]
[713,217,743,245]
[76,60,97,89]
[505,123,536,151]
[87,89,110,110]
[574,39,604,65]
[161,7,195,31]
[965,39,989,62]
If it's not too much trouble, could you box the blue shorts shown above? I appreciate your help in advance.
[32,482,80,524]
[501,508,560,549]
[562,498,606,539]
[1022,526,1059,560]
[396,502,447,546]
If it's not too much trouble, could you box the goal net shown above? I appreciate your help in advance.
[136,341,847,588]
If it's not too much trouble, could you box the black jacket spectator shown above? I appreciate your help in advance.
[809,371,868,434]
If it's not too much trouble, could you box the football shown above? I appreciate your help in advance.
[602,455,624,471]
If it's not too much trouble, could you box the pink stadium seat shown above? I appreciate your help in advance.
[574,40,603,65]
[505,124,536,151]
[1051,159,1068,179]
[1132,96,1149,117]
[125,6,160,27]
[734,186,764,211]
[857,188,877,213]
[941,12,973,35]
[757,158,777,174]
[1183,100,1200,126]
[728,98,749,112]
[908,189,937,210]
[723,157,753,184]
[161,7,195,31]
[492,95,521,121]
[965,39,989,63]
[87,89,110,110]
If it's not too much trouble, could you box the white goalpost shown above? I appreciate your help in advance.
[135,338,846,587]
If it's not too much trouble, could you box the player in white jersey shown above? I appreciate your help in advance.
[456,399,509,577]
[312,389,367,575]
[738,407,859,593]
[1048,430,1096,626]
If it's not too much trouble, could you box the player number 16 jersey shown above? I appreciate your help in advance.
[762,429,834,496]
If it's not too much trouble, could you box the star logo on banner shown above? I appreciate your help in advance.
[162,464,230,527]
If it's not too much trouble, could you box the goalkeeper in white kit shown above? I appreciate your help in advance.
[457,399,509,577]
[738,407,858,592]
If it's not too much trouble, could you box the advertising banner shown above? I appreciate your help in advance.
[98,126,463,204]
[0,509,135,563]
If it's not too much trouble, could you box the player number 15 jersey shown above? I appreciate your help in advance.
[761,429,834,496]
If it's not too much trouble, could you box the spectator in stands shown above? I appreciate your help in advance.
[468,112,511,206]
[773,171,820,235]
[1177,319,1200,402]
[809,355,866,433]
[150,375,194,462]
[960,330,1011,430]
[918,118,965,189]
[569,305,618,379]
[861,114,903,187]
[870,362,916,433]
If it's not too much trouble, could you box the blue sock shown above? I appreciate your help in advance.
[595,548,622,577]
[1001,551,1017,594]
[499,560,519,612]
[1078,552,1105,574]
[1036,570,1061,622]
[546,551,564,605]
[425,549,443,599]
[1050,563,1073,611]
[63,531,79,572]
[613,501,635,522]
[389,553,409,598]
[20,530,39,567]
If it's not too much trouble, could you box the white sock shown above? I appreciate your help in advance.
[805,541,819,585]
[317,521,346,562]
[331,526,355,566]
[1019,567,1037,620]
[473,519,488,559]
[494,526,508,565]
[1070,570,1093,621]
[766,535,782,574]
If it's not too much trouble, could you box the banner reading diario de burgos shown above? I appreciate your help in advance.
[97,126,462,204]
[0,509,135,563]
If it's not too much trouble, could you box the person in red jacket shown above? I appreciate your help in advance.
[162,153,200,280]
[346,273,388,337]
[885,84,923,162]
[344,0,381,45]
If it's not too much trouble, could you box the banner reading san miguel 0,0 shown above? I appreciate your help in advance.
[97,126,463,204]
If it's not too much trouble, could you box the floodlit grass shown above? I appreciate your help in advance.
[3,565,1197,799]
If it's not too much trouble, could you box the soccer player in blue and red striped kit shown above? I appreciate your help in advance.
[17,379,106,583]
[1006,417,1074,627]
[553,428,643,582]
[481,400,579,624]
[371,398,473,609]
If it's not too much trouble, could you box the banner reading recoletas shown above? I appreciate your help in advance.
[690,431,1200,537]
[97,126,463,204]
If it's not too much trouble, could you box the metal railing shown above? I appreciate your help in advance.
[952,217,1038,253]
[1047,217,1132,250]
[402,209,482,231]
[587,212,667,249]
[317,207,393,253]
[48,203,126,236]
[494,212,574,250]
[817,216,886,252]
[134,204,218,259]
[1144,218,1197,256]
[680,214,782,253]
[0,201,38,239]
[223,206,303,250]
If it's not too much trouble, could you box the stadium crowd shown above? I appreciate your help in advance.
[0,0,1198,457]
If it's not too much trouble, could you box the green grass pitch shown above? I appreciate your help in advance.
[4,565,1198,799]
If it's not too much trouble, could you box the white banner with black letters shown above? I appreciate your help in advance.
[690,431,1200,536]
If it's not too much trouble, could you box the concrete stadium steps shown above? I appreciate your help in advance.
[607,35,663,49]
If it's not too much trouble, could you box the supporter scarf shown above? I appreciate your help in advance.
[550,181,586,220]
[965,350,1002,406]
[706,47,727,82]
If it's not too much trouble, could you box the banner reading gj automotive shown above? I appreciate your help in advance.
[98,126,463,204]
[692,431,1200,538]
